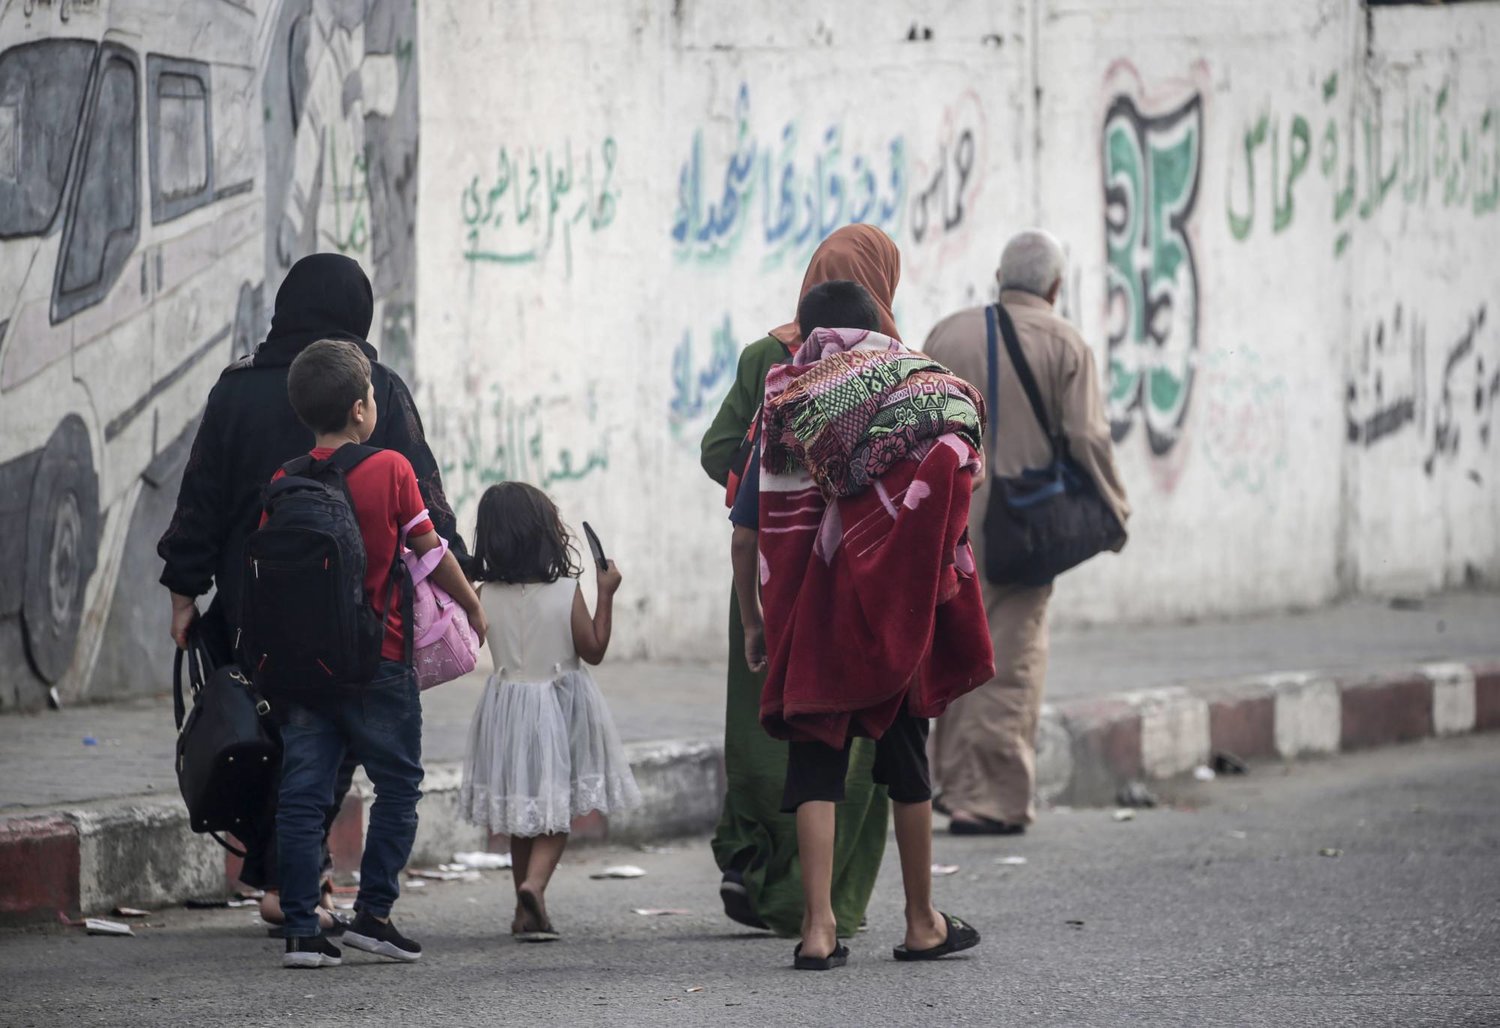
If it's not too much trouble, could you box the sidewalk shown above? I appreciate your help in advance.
[2,591,1497,922]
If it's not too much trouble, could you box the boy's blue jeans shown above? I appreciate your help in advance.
[276,661,423,939]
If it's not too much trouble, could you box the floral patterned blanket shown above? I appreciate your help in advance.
[760,329,985,500]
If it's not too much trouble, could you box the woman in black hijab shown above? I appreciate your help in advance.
[158,254,466,930]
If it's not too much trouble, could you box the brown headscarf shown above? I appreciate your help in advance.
[769,224,902,346]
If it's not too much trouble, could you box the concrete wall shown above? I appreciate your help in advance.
[2,0,1495,707]
[418,0,1500,661]
[0,0,419,709]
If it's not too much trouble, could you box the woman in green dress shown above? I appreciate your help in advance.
[699,225,904,937]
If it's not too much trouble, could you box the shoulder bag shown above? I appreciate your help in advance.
[982,303,1124,587]
[174,625,279,855]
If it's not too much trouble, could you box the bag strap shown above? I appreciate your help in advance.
[172,626,211,729]
[993,303,1061,461]
[173,647,188,729]
[208,831,247,858]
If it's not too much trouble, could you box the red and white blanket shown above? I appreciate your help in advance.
[757,333,995,747]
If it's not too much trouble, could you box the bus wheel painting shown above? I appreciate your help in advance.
[23,415,100,683]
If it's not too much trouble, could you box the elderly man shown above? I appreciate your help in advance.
[923,229,1130,835]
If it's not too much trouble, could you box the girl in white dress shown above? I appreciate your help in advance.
[458,482,640,941]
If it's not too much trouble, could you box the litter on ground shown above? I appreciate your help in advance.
[85,918,133,937]
[591,865,647,880]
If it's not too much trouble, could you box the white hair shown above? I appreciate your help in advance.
[998,229,1066,298]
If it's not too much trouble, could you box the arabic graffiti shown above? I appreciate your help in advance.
[325,135,372,257]
[460,136,619,275]
[1198,348,1290,501]
[1102,87,1204,456]
[669,313,738,436]
[1228,74,1500,255]
[437,384,611,513]
[671,84,906,267]
[905,90,987,270]
[1423,305,1496,476]
[1345,302,1499,478]
[1346,301,1425,450]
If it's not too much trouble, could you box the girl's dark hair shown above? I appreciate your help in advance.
[473,482,582,584]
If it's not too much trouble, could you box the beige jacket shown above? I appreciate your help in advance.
[923,289,1130,546]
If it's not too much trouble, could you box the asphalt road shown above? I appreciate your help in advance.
[3,735,1498,1027]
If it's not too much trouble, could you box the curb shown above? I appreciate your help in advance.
[1034,659,1500,806]
[3,659,1497,924]
[0,738,725,925]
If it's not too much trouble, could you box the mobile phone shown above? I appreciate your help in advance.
[582,521,608,571]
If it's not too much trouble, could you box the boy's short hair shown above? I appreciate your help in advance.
[797,280,882,339]
[288,339,372,435]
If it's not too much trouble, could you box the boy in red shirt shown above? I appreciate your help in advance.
[274,340,485,969]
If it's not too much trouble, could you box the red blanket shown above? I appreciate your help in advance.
[758,434,995,748]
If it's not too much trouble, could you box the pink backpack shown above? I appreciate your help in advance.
[401,515,479,690]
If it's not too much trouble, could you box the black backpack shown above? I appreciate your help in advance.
[173,628,277,856]
[239,444,405,695]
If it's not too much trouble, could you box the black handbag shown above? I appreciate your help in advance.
[173,627,279,856]
[982,303,1123,587]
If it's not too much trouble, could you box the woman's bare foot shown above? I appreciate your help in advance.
[903,904,947,952]
[259,889,341,930]
[259,891,283,925]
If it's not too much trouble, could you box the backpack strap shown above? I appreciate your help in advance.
[992,303,1061,461]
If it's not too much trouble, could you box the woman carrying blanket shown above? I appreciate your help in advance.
[730,280,994,970]
[698,226,901,937]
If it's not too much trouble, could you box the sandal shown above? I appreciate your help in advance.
[792,942,849,971]
[265,910,350,939]
[892,912,980,961]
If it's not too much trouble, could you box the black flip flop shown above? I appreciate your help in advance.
[949,816,1025,836]
[892,912,980,961]
[793,942,850,971]
[719,872,770,931]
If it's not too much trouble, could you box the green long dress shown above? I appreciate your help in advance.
[700,334,890,939]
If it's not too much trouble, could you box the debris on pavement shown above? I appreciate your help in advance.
[226,898,257,908]
[112,907,150,918]
[684,986,704,993]
[1064,920,1085,930]
[591,865,647,880]
[996,856,1027,866]
[1112,808,1136,822]
[453,851,512,870]
[1318,847,1343,858]
[632,908,691,916]
[85,918,134,937]
[1115,781,1158,808]
[82,736,98,746]
[931,863,960,876]
[1193,765,1217,782]
[406,879,428,888]
[1212,751,1250,775]
[407,868,481,882]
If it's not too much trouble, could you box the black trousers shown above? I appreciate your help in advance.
[781,708,932,812]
